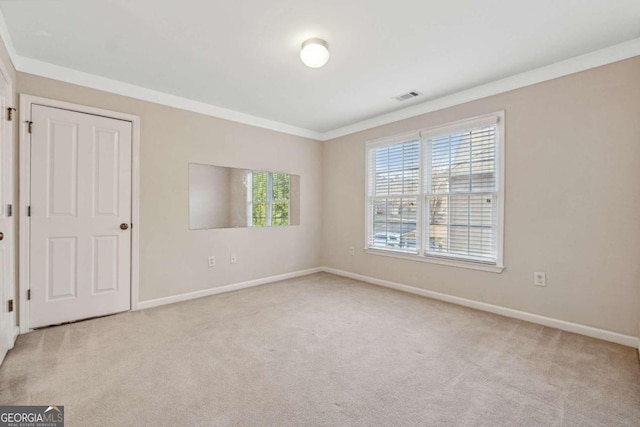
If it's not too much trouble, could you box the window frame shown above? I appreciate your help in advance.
[364,111,505,273]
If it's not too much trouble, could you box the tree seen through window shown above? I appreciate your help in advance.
[249,171,290,226]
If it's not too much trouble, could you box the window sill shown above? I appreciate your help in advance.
[364,248,504,273]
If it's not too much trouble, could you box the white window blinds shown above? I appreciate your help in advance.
[425,124,497,262]
[367,137,420,253]
[365,113,503,267]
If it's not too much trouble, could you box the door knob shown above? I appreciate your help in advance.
[0,231,3,240]
[120,223,129,230]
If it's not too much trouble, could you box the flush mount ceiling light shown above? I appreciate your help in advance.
[300,38,330,68]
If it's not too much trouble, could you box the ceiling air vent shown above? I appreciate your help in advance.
[395,91,421,101]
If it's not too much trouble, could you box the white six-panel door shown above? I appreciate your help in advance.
[29,105,132,328]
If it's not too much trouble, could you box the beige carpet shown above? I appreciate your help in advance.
[1,272,639,426]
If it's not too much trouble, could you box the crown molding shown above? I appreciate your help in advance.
[16,57,322,140]
[0,4,637,142]
[320,38,640,141]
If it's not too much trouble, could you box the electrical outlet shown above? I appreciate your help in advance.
[534,272,546,287]
[230,253,237,264]
[349,246,355,256]
[208,256,216,267]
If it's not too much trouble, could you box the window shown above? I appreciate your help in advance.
[368,139,420,253]
[247,171,290,226]
[365,112,504,271]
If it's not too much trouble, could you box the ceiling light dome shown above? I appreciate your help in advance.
[300,38,330,68]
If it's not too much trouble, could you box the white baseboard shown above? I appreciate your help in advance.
[322,267,639,348]
[135,265,639,349]
[136,267,323,310]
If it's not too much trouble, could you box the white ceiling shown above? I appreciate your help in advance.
[1,0,639,135]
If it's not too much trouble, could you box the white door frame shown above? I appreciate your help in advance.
[0,54,16,349]
[19,95,141,333]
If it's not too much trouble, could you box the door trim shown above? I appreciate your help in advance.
[19,95,141,333]
[0,53,15,358]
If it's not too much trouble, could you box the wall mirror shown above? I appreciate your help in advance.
[189,163,300,230]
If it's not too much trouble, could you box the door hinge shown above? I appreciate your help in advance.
[27,289,31,300]
[7,299,13,312]
[7,107,15,121]
[26,121,33,134]
[7,204,12,217]
[27,206,31,216]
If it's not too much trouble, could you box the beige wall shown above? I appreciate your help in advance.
[18,72,323,302]
[322,57,640,337]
